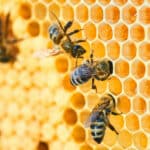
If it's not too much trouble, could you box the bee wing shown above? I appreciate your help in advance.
[33,48,64,58]
[84,111,100,128]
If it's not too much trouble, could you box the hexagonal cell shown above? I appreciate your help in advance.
[62,4,74,21]
[123,78,137,96]
[130,24,145,42]
[109,114,124,130]
[37,141,49,150]
[131,60,145,79]
[133,96,146,114]
[70,92,85,109]
[139,42,150,61]
[91,5,103,23]
[63,107,77,125]
[98,23,112,41]
[131,0,144,5]
[57,0,66,4]
[114,23,128,41]
[105,5,120,23]
[27,20,40,37]
[48,3,60,21]
[114,0,127,5]
[122,5,137,24]
[62,74,76,91]
[139,7,150,24]
[107,41,120,60]
[79,109,90,125]
[103,128,117,146]
[117,95,131,113]
[122,41,136,60]
[80,144,93,150]
[19,2,32,19]
[72,125,86,143]
[115,59,129,78]
[41,20,50,38]
[108,76,122,95]
[84,0,96,4]
[76,4,88,22]
[141,115,150,132]
[125,113,139,131]
[83,22,96,40]
[34,2,47,20]
[95,80,107,94]
[86,92,100,108]
[133,132,148,149]
[70,0,80,4]
[91,40,105,58]
[55,55,69,73]
[139,79,150,97]
[99,0,110,5]
[118,130,132,148]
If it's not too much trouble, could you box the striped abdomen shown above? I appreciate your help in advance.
[70,63,93,86]
[90,114,106,144]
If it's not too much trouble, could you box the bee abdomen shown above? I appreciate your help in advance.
[90,121,106,144]
[70,64,92,86]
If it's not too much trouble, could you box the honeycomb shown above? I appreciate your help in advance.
[0,0,150,150]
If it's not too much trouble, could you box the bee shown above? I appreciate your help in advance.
[70,50,113,91]
[0,12,23,63]
[84,94,122,144]
[48,12,86,66]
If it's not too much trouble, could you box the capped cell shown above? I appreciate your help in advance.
[98,23,112,41]
[107,41,120,60]
[139,7,150,24]
[105,5,120,23]
[130,24,145,42]
[114,23,128,41]
[131,60,145,79]
[122,41,136,60]
[115,59,129,78]
[91,5,103,22]
[122,5,137,24]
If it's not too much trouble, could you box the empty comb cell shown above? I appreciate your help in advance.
[131,0,144,5]
[122,41,136,60]
[107,41,120,60]
[114,0,127,5]
[34,2,47,20]
[130,24,145,42]
[84,0,96,4]
[19,2,32,19]
[105,5,120,24]
[122,5,137,24]
[139,79,150,97]
[133,132,148,149]
[98,23,112,41]
[117,95,131,113]
[80,144,93,150]
[139,7,150,24]
[133,96,146,114]
[141,115,150,132]
[123,78,137,96]
[125,113,139,131]
[62,4,74,21]
[91,5,103,22]
[114,23,128,41]
[99,0,110,5]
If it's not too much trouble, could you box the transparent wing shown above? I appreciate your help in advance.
[33,48,64,58]
[84,111,100,128]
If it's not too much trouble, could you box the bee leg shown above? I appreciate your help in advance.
[111,112,123,115]
[67,29,83,36]
[108,123,119,135]
[92,78,97,92]
[64,21,73,33]
[73,39,86,43]
[4,12,10,39]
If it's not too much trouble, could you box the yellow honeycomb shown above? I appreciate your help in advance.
[0,0,150,150]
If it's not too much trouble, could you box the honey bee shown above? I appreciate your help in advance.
[48,12,86,66]
[85,94,122,144]
[70,50,113,91]
[0,12,23,63]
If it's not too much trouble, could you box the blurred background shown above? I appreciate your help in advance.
[0,0,150,149]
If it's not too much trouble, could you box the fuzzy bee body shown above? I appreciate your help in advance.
[70,51,113,91]
[85,94,121,144]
